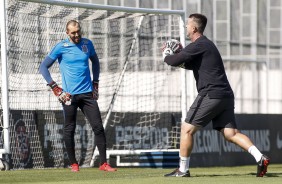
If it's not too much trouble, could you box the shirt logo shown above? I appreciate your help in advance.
[63,43,70,47]
[81,45,88,53]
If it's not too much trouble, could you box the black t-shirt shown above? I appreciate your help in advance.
[164,36,234,98]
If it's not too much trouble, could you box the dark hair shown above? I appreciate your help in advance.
[189,13,207,33]
[66,20,80,31]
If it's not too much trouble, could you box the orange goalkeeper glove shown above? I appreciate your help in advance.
[48,81,71,105]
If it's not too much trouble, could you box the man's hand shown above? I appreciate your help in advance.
[58,92,71,105]
[162,39,183,59]
[162,47,175,59]
[92,81,99,100]
[48,81,71,105]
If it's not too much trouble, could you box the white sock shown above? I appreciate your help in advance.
[248,145,263,162]
[179,156,190,173]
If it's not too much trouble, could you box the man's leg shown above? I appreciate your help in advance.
[63,103,79,172]
[165,95,216,177]
[179,123,200,170]
[221,128,254,151]
[80,93,116,171]
[165,123,200,177]
[221,128,270,177]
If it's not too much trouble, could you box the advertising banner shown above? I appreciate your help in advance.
[5,110,282,168]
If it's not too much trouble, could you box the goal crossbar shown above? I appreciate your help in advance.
[20,0,185,16]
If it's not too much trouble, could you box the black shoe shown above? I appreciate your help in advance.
[164,168,190,177]
[257,155,270,177]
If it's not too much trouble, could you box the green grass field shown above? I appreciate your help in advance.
[0,164,281,184]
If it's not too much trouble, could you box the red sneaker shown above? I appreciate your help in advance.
[71,163,79,172]
[99,162,117,172]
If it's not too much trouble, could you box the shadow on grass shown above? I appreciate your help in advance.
[192,172,281,177]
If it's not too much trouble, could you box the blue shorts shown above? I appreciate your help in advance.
[185,94,237,131]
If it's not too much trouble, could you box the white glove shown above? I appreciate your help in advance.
[162,47,175,59]
[162,39,183,59]
[58,92,72,105]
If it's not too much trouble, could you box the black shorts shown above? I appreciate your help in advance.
[185,94,237,131]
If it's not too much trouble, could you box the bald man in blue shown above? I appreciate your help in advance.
[39,20,116,172]
[41,38,99,94]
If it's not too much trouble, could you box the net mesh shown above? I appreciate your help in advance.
[0,0,183,169]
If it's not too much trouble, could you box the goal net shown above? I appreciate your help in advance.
[0,0,185,169]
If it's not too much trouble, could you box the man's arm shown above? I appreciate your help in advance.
[39,56,71,105]
[164,43,204,69]
[90,54,100,100]
[164,52,188,67]
[90,54,100,82]
[39,56,56,84]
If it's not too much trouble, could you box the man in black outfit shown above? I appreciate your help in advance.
[163,13,269,177]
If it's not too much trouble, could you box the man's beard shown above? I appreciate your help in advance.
[71,36,81,43]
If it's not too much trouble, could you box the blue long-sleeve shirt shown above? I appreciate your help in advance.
[39,38,100,95]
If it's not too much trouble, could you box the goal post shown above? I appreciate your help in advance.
[0,0,187,169]
[0,0,10,170]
